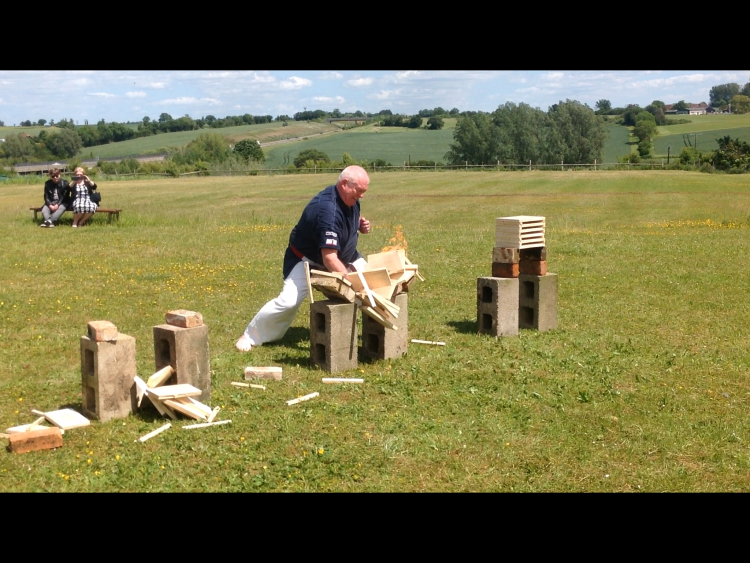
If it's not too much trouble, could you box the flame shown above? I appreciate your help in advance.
[381,225,408,254]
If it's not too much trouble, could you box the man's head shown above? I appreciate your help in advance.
[49,168,61,183]
[336,165,369,207]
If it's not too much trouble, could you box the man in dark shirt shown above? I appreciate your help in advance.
[40,168,72,227]
[236,165,371,352]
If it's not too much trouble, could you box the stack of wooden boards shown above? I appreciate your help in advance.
[307,249,423,330]
[134,365,220,423]
[495,216,545,249]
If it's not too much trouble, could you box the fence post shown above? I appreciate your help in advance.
[561,160,564,171]
[465,161,468,170]
[594,159,597,171]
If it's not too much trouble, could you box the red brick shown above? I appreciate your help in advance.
[519,260,548,276]
[520,246,547,261]
[491,262,519,278]
[8,427,63,454]
[492,247,520,264]
[87,320,118,342]
[165,309,204,328]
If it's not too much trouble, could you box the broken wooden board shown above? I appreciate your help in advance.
[245,366,282,381]
[137,423,171,443]
[146,384,202,400]
[310,276,356,303]
[403,257,425,281]
[162,399,207,421]
[183,420,232,430]
[322,378,364,384]
[310,270,353,287]
[145,393,177,420]
[231,382,266,390]
[304,261,314,305]
[357,301,398,330]
[147,365,175,388]
[411,339,446,346]
[6,423,56,434]
[366,249,406,274]
[286,392,319,406]
[8,427,63,453]
[371,284,397,301]
[31,408,90,430]
[345,268,392,291]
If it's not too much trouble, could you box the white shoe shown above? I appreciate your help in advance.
[235,334,254,352]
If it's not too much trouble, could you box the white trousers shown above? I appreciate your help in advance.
[243,257,367,346]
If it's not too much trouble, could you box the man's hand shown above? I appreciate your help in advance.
[359,216,371,234]
[49,204,58,211]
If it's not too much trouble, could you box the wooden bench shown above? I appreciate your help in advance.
[30,207,122,224]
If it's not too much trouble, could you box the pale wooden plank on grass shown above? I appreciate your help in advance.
[286,392,320,406]
[137,423,171,443]
[144,392,178,420]
[147,365,175,388]
[162,399,207,420]
[183,420,232,430]
[322,378,364,384]
[32,408,90,430]
[411,339,446,346]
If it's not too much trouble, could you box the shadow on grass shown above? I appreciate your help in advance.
[447,319,477,335]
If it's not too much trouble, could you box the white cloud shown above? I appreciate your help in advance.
[279,76,312,90]
[395,71,421,81]
[347,77,373,87]
[160,97,220,105]
[148,82,167,89]
[126,91,146,98]
[88,92,116,98]
[320,71,343,80]
[313,96,346,103]
[544,72,565,80]
[251,72,275,83]
[372,89,400,100]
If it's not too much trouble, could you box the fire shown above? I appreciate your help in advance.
[381,225,408,254]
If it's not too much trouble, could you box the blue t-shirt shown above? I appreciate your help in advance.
[282,185,361,278]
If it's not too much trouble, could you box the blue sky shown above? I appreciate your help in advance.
[1,70,748,126]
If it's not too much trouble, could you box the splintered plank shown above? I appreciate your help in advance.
[146,393,177,420]
[146,384,202,400]
[404,257,425,281]
[137,423,172,443]
[286,392,320,406]
[310,277,356,303]
[183,420,232,430]
[162,399,207,420]
[366,249,406,274]
[245,366,282,380]
[322,378,364,384]
[310,270,353,287]
[6,423,55,434]
[371,284,397,301]
[357,301,398,330]
[346,268,392,291]
[147,365,175,388]
[304,261,314,305]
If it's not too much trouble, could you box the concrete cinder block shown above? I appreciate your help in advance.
[310,300,358,372]
[87,320,118,342]
[518,273,558,331]
[491,262,519,278]
[477,277,519,337]
[165,309,204,328]
[362,293,408,360]
[153,323,211,401]
[80,333,137,422]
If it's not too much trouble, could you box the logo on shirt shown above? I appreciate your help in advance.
[325,231,338,237]
[326,238,338,246]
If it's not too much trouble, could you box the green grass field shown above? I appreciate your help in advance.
[653,114,750,157]
[2,170,750,491]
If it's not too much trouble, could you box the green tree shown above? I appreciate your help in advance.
[407,115,422,129]
[1,133,36,161]
[178,132,231,164]
[426,116,444,130]
[445,112,499,165]
[45,128,83,159]
[710,83,740,108]
[234,139,265,162]
[672,100,689,112]
[621,105,644,126]
[293,149,330,168]
[741,80,750,97]
[729,94,750,114]
[548,100,608,164]
[37,119,46,126]
[595,99,612,114]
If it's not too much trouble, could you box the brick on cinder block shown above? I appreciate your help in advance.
[87,320,118,342]
[518,273,558,331]
[519,260,548,276]
[310,300,358,372]
[8,427,63,454]
[491,262,519,278]
[492,247,520,264]
[477,277,519,337]
[362,293,408,360]
[165,309,204,328]
[81,333,137,422]
[153,323,211,402]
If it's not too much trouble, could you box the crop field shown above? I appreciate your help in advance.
[2,170,750,492]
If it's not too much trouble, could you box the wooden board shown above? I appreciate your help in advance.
[310,270,352,287]
[304,261,314,305]
[345,268,392,291]
[310,277,356,303]
[495,216,546,249]
[33,408,90,430]
[163,399,207,420]
[366,249,405,274]
[146,384,202,400]
[6,423,54,434]
[245,366,283,380]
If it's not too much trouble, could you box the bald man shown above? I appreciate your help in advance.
[236,165,372,352]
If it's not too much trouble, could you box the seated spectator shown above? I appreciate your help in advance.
[69,167,99,228]
[40,168,72,228]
